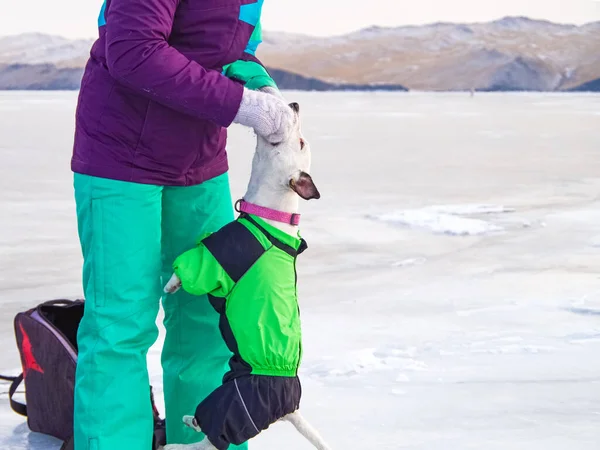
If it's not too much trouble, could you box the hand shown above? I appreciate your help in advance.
[232,88,295,144]
[259,86,285,100]
[163,273,181,294]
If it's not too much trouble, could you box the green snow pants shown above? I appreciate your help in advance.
[73,172,247,450]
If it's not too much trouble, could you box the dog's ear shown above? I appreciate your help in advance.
[290,172,320,200]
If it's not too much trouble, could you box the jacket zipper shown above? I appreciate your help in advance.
[294,256,302,376]
[30,310,78,363]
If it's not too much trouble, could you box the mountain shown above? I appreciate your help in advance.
[0,63,408,91]
[0,33,407,91]
[570,77,600,92]
[265,68,406,91]
[259,16,600,91]
[0,33,93,68]
[0,64,83,90]
[0,17,599,91]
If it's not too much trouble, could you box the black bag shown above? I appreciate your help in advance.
[0,299,166,450]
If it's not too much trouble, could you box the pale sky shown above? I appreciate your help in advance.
[2,0,600,38]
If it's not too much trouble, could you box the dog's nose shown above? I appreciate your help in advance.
[288,102,300,113]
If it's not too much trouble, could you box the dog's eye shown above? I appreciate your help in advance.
[300,138,305,150]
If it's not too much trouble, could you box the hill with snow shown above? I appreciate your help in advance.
[0,33,93,68]
[0,17,599,91]
[259,17,600,91]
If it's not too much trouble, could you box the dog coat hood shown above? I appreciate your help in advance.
[173,213,307,379]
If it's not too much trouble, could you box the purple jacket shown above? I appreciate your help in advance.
[71,0,267,186]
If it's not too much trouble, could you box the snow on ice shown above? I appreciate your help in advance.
[1,91,600,449]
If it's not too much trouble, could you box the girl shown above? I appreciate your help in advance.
[70,1,293,449]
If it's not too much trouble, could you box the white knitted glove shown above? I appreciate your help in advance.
[233,88,294,144]
[259,86,285,99]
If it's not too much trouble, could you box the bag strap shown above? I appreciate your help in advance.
[60,435,74,450]
[7,373,27,417]
[150,385,166,449]
[153,417,166,450]
[0,374,18,382]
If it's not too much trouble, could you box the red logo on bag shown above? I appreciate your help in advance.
[19,323,44,377]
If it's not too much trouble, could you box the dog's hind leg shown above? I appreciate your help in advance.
[163,416,217,450]
[163,438,217,450]
[282,411,332,450]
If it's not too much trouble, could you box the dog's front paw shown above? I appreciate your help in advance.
[183,415,202,432]
[164,274,182,294]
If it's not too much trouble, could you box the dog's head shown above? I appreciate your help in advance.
[255,102,320,201]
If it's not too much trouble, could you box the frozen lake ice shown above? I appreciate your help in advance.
[0,91,599,449]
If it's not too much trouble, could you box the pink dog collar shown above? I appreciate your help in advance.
[236,200,300,226]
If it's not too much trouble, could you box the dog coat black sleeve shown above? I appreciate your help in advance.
[194,375,302,450]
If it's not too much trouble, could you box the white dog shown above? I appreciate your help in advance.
[163,102,331,450]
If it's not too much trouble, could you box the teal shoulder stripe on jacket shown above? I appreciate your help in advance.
[245,22,262,56]
[222,3,276,90]
[239,0,264,26]
[98,0,261,29]
[98,0,107,26]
